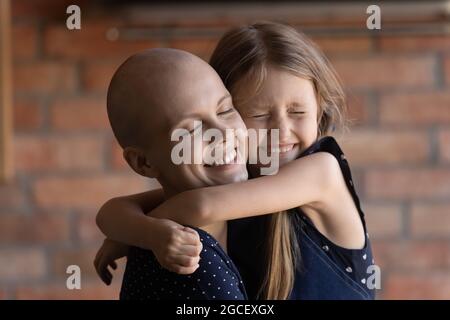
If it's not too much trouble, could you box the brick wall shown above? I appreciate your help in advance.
[1,1,450,299]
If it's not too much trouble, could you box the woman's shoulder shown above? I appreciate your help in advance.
[194,228,233,265]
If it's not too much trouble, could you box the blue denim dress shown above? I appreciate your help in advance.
[228,136,376,300]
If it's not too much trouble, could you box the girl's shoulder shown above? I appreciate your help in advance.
[297,136,367,248]
[300,136,355,191]
[299,136,345,160]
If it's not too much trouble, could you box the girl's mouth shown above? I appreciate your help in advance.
[271,143,296,154]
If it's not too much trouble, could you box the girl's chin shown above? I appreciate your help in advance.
[248,145,301,171]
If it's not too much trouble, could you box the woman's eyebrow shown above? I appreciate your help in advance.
[217,93,231,106]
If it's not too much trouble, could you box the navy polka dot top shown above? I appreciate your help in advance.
[120,227,248,300]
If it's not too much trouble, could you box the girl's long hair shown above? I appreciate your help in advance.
[210,21,347,299]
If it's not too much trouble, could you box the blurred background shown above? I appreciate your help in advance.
[1,0,450,299]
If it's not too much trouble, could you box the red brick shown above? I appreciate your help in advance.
[81,61,120,93]
[0,288,7,299]
[14,282,122,300]
[346,92,370,126]
[111,140,128,170]
[12,0,83,20]
[153,17,236,29]
[0,212,70,244]
[52,247,101,278]
[13,99,43,131]
[340,130,429,166]
[445,56,450,86]
[380,35,450,52]
[0,249,46,281]
[365,169,450,200]
[383,272,450,299]
[439,129,450,163]
[76,211,104,243]
[168,37,219,61]
[380,92,450,125]
[410,204,450,237]
[55,246,126,280]
[33,174,152,209]
[50,98,109,131]
[331,55,435,89]
[363,204,402,238]
[44,22,162,60]
[0,183,26,209]
[12,23,38,60]
[14,61,77,94]
[311,36,372,54]
[372,240,450,272]
[14,135,104,172]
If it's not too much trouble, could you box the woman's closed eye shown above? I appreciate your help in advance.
[187,123,202,135]
[217,107,235,116]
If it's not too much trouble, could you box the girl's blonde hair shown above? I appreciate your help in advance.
[210,21,348,300]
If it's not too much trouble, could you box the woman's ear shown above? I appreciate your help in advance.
[123,147,160,178]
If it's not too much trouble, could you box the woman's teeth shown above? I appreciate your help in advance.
[209,148,237,166]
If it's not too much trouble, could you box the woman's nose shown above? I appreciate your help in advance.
[208,119,237,145]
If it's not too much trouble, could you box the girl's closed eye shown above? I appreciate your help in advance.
[289,109,306,115]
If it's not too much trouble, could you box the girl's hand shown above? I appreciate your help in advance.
[150,218,203,275]
[94,238,129,285]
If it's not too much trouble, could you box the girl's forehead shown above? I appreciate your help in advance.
[233,80,316,110]
[235,67,314,95]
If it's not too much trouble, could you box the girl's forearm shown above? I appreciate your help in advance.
[96,189,165,249]
[152,152,336,225]
[149,189,210,227]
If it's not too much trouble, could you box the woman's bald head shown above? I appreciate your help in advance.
[107,48,215,149]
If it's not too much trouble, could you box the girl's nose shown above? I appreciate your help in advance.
[271,114,291,142]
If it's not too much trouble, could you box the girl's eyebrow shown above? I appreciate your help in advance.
[248,101,305,112]
[287,101,306,108]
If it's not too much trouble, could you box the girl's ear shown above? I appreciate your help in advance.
[123,147,160,178]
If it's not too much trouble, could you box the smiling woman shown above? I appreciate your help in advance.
[0,0,13,183]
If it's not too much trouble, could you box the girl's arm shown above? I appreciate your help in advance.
[96,189,166,249]
[150,152,341,226]
[96,189,203,275]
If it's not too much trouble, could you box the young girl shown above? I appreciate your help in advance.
[95,22,375,300]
